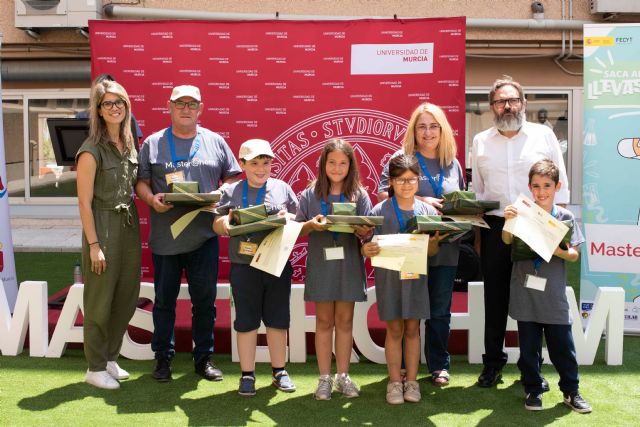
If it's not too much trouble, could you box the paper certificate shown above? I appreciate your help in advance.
[503,193,569,262]
[370,234,429,275]
[250,219,303,277]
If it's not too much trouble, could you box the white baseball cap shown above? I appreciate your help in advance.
[170,85,201,102]
[239,139,275,160]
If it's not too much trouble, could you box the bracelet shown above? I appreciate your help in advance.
[89,241,100,246]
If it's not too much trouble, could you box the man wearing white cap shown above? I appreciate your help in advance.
[136,85,241,383]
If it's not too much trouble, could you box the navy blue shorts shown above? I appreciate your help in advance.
[230,262,293,332]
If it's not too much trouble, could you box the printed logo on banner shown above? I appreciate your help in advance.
[585,224,640,274]
[0,174,6,198]
[270,109,407,279]
[351,43,434,75]
[584,36,614,46]
[89,17,467,281]
[290,243,308,282]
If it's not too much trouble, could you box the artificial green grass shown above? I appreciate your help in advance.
[0,336,638,426]
[14,252,81,297]
[6,254,617,426]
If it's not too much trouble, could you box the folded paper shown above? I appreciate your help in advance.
[170,206,216,239]
[503,194,570,262]
[371,234,429,275]
[512,219,573,261]
[250,220,303,277]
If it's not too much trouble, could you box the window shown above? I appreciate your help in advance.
[2,99,24,197]
[25,98,88,197]
[465,89,581,205]
[2,90,89,207]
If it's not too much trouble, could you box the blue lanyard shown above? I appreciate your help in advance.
[242,179,267,208]
[167,126,202,167]
[416,152,444,198]
[321,193,345,242]
[392,196,419,233]
[533,205,556,272]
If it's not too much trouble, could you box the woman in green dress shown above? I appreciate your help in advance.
[76,79,141,389]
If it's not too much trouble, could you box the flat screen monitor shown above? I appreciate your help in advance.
[46,118,89,166]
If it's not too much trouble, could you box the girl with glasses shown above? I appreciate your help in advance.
[362,154,441,404]
[378,103,465,387]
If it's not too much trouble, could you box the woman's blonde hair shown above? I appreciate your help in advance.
[87,80,134,152]
[402,102,457,168]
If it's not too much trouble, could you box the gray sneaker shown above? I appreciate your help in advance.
[314,375,333,400]
[335,373,360,398]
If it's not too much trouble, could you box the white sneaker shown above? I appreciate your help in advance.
[85,370,120,390]
[106,361,129,380]
[386,381,404,405]
[335,373,360,398]
[403,380,421,403]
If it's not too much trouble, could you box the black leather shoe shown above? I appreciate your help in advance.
[541,377,550,392]
[477,366,502,387]
[195,358,224,381]
[153,358,172,382]
[519,376,550,392]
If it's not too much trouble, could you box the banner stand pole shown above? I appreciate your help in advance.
[0,32,20,312]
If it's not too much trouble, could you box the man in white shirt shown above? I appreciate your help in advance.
[471,76,569,388]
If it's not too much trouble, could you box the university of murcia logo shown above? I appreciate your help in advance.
[271,109,408,280]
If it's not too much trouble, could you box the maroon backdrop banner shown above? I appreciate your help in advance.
[89,18,466,282]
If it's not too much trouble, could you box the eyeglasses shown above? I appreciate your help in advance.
[100,99,125,110]
[172,100,201,110]
[393,177,419,185]
[490,97,522,108]
[416,123,441,133]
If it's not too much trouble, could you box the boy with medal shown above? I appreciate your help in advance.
[214,139,299,397]
[502,159,591,413]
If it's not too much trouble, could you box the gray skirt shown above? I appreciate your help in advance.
[304,230,367,303]
[374,268,430,321]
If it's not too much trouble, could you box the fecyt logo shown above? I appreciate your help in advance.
[584,36,614,46]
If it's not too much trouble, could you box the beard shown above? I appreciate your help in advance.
[494,109,525,132]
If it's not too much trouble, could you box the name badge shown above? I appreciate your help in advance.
[324,246,345,261]
[400,272,420,280]
[165,170,185,185]
[525,274,547,292]
[238,241,258,256]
